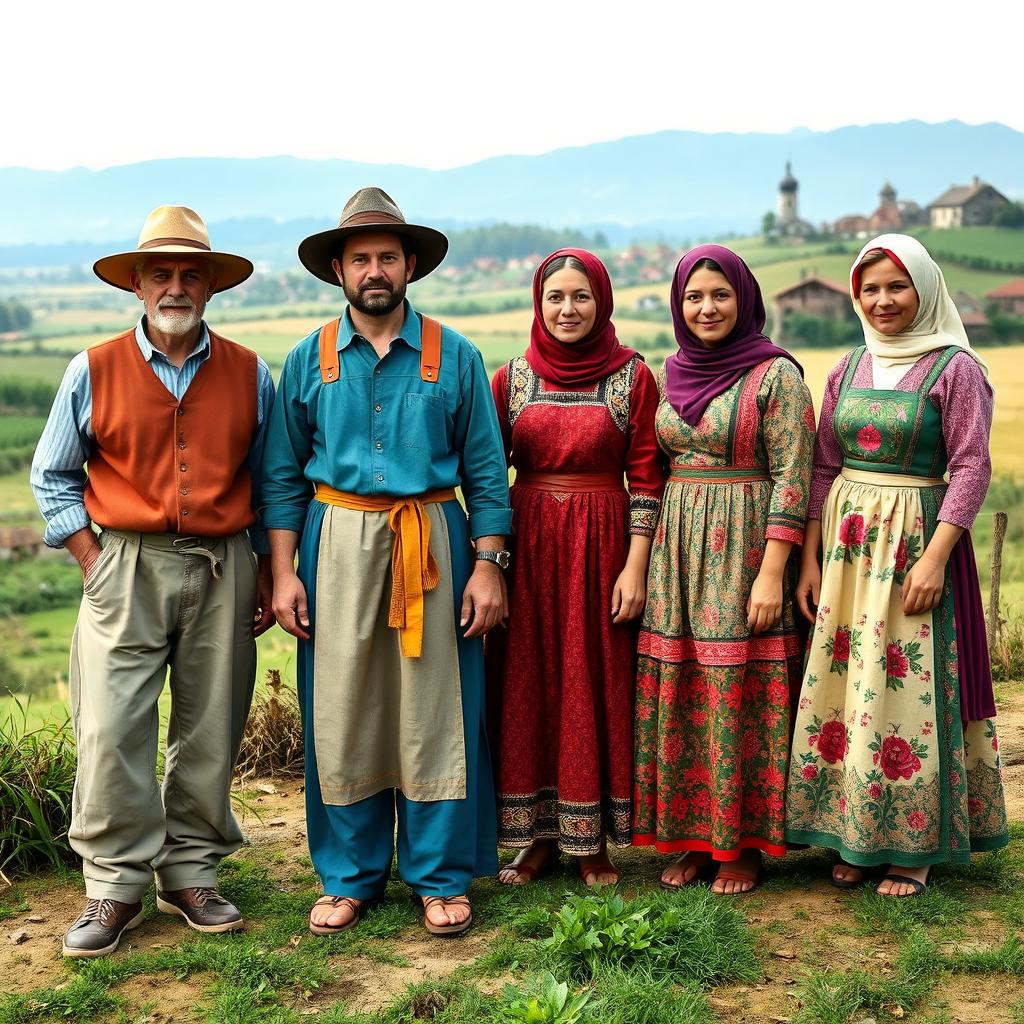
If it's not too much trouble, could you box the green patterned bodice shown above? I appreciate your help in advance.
[834,347,957,478]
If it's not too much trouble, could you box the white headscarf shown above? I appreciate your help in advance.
[850,233,990,390]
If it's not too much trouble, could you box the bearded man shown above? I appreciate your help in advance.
[31,207,275,957]
[263,188,511,937]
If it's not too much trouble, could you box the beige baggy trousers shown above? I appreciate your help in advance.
[68,529,257,901]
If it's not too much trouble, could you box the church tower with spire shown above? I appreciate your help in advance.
[778,162,799,227]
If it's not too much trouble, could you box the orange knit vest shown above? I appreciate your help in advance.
[84,329,258,536]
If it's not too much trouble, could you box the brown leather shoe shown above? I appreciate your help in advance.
[156,887,243,933]
[62,898,144,958]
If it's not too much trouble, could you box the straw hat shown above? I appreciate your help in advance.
[93,206,253,293]
[298,187,448,285]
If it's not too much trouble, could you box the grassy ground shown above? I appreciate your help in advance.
[1,752,1022,1023]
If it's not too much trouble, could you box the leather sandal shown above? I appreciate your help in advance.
[420,895,472,937]
[308,895,377,935]
[711,852,762,896]
[660,852,715,891]
[831,862,868,890]
[877,872,928,897]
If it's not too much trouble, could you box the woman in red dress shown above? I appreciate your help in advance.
[487,248,665,886]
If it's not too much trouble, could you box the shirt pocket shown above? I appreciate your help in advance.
[403,391,449,453]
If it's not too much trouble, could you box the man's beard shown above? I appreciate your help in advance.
[344,277,406,317]
[148,298,202,336]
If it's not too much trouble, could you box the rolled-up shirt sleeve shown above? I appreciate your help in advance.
[261,346,316,534]
[30,352,95,547]
[454,348,512,539]
[245,357,276,554]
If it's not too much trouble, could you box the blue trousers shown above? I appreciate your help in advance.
[297,498,498,898]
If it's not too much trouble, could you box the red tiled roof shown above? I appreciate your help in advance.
[986,279,1024,299]
[773,276,849,299]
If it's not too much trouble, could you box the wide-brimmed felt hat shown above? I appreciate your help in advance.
[93,206,253,293]
[298,187,448,285]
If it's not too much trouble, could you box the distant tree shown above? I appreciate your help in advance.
[993,202,1024,229]
[0,300,32,333]
[761,212,777,243]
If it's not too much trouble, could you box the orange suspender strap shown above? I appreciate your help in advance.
[319,314,442,385]
[318,318,342,383]
[419,315,441,382]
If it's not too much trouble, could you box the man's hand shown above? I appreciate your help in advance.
[65,527,102,582]
[461,562,508,638]
[252,555,276,637]
[273,570,311,640]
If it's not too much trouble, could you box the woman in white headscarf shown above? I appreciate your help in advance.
[784,234,1008,897]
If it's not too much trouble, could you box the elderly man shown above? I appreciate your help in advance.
[263,187,511,937]
[31,206,275,957]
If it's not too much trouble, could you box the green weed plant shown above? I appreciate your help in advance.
[539,889,757,985]
[497,972,593,1024]
[0,700,76,876]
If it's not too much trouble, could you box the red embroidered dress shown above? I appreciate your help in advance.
[487,354,664,854]
[634,357,815,859]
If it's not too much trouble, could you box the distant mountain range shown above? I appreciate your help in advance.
[2,120,1022,267]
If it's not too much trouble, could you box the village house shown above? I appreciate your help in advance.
[633,293,663,313]
[953,290,990,343]
[772,274,850,320]
[832,214,870,240]
[929,177,1011,229]
[0,526,44,561]
[986,279,1024,316]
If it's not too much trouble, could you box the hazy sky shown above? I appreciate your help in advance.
[6,0,1021,171]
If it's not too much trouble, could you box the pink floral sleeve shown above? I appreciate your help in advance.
[807,354,852,519]
[930,353,993,530]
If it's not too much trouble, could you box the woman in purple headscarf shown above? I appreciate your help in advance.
[633,245,815,894]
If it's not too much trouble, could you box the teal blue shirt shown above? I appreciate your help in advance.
[261,301,512,539]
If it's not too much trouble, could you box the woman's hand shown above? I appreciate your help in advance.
[611,563,647,623]
[796,560,821,624]
[747,569,783,634]
[901,555,944,615]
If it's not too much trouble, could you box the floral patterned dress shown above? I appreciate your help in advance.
[487,355,664,854]
[634,357,815,859]
[785,346,1008,866]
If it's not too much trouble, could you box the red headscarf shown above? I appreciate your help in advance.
[524,248,638,387]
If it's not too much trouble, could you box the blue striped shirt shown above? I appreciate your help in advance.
[30,319,275,552]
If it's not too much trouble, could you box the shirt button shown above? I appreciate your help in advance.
[375,442,383,450]
[180,464,188,472]
[181,509,190,517]
[375,369,382,375]
[178,441,186,450]
[177,408,184,416]
[374,404,382,413]
[377,474,384,482]
[180,488,189,496]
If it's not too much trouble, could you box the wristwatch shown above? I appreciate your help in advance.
[476,550,511,570]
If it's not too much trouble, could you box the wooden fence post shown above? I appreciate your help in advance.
[989,511,1008,662]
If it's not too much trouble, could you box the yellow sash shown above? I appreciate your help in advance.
[314,484,457,658]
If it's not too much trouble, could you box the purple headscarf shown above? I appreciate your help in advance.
[664,244,802,426]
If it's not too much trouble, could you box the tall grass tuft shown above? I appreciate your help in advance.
[0,699,76,876]
[235,669,304,780]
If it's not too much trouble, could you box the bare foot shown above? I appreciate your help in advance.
[877,864,929,897]
[711,849,761,895]
[578,844,619,887]
[832,863,866,886]
[661,851,713,888]
[497,840,557,886]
